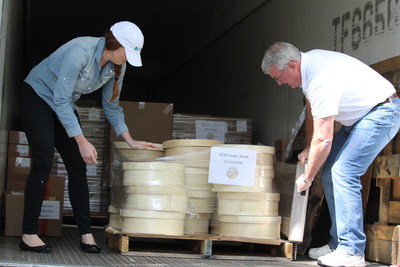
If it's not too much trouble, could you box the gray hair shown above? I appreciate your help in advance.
[261,42,301,74]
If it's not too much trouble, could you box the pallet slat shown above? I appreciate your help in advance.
[365,224,399,265]
[104,226,294,259]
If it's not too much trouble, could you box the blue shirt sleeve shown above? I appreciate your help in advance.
[53,45,88,137]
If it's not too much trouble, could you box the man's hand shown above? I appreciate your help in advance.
[296,173,313,193]
[297,147,310,165]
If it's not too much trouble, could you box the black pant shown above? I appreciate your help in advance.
[19,82,92,235]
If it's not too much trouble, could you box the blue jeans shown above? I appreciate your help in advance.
[322,98,400,256]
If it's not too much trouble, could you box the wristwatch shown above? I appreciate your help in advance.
[303,176,314,184]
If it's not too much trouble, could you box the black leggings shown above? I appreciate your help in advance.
[19,82,92,235]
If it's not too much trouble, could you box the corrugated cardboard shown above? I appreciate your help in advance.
[8,130,28,144]
[6,156,31,191]
[109,101,173,144]
[7,143,31,157]
[5,176,65,236]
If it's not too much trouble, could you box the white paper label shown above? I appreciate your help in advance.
[138,102,146,109]
[17,145,29,156]
[195,120,227,142]
[18,132,28,144]
[16,157,31,168]
[208,147,256,186]
[87,164,97,176]
[236,120,247,133]
[39,200,60,220]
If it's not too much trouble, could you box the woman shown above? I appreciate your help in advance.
[19,21,158,253]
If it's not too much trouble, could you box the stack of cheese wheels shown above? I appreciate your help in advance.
[163,139,223,235]
[211,144,281,240]
[120,161,187,235]
[108,142,165,230]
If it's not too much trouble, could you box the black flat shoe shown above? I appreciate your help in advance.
[19,240,52,253]
[80,242,101,253]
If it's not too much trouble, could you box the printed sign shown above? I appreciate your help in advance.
[39,200,60,220]
[208,146,256,186]
[195,120,228,142]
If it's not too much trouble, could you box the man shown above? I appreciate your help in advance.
[261,42,400,267]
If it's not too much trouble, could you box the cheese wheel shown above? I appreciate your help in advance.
[123,193,187,212]
[184,213,211,235]
[219,215,281,239]
[212,177,277,193]
[120,209,185,235]
[163,139,223,148]
[113,141,164,160]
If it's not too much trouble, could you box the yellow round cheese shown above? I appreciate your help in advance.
[113,141,164,150]
[219,215,281,239]
[187,197,216,213]
[217,198,279,216]
[185,167,209,175]
[184,213,211,235]
[163,139,223,149]
[113,141,164,160]
[212,177,277,193]
[217,192,280,201]
[122,161,185,171]
[214,144,275,154]
[187,190,216,198]
[120,209,185,235]
[123,193,187,212]
[120,209,185,219]
[123,170,185,186]
[185,183,213,191]
[124,185,187,195]
[185,173,209,185]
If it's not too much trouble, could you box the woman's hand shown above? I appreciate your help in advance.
[74,134,98,164]
[126,139,161,149]
[120,131,161,149]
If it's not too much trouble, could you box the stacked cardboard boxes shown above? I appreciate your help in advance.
[172,113,252,144]
[109,101,174,144]
[60,106,111,216]
[5,131,64,236]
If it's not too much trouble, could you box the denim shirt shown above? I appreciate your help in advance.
[24,36,128,137]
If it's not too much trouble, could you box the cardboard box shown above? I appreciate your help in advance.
[172,113,252,144]
[393,179,400,201]
[5,176,65,236]
[275,138,289,162]
[6,156,31,191]
[7,143,31,157]
[109,101,173,144]
[8,130,28,144]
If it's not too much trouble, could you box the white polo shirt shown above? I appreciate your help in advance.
[300,50,395,126]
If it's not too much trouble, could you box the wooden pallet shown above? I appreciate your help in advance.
[104,226,294,260]
[368,154,400,264]
[365,224,399,265]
